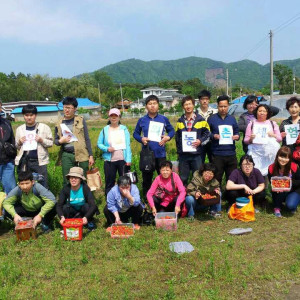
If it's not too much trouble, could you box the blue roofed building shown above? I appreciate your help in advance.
[58,98,101,110]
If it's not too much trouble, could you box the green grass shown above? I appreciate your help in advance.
[0,117,300,299]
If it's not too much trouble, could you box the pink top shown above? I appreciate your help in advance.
[244,120,282,144]
[147,172,186,208]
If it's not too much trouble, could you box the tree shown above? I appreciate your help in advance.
[274,64,293,94]
[92,71,114,93]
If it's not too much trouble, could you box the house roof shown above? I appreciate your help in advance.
[140,86,163,91]
[12,105,62,114]
[159,91,185,98]
[58,98,101,109]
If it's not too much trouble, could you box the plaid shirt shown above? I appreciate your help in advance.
[183,113,196,132]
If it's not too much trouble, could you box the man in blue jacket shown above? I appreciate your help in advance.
[208,95,240,184]
[175,96,210,185]
[133,95,175,196]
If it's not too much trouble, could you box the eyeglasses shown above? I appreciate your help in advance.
[63,106,75,111]
[241,163,253,167]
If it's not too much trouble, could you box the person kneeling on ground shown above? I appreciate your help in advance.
[104,176,143,229]
[57,167,99,230]
[185,163,221,220]
[147,161,186,216]
[225,154,265,210]
[3,171,56,232]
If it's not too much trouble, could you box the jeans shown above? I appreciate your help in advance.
[0,162,16,194]
[272,191,300,212]
[185,195,221,217]
[178,154,202,186]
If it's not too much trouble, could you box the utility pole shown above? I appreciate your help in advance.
[97,83,101,104]
[226,69,229,96]
[293,68,296,94]
[270,30,273,105]
[120,83,124,113]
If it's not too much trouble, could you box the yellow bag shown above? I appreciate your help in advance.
[86,167,102,191]
[0,192,5,218]
[228,196,255,222]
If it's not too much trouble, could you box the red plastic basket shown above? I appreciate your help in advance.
[62,218,83,241]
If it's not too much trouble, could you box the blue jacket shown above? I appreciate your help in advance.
[133,114,175,158]
[107,184,143,213]
[97,125,132,163]
[207,113,240,156]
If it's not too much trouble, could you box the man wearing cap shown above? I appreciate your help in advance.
[55,97,94,184]
[57,167,99,230]
[97,108,132,195]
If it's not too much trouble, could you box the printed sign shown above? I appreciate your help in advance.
[284,124,299,145]
[110,130,126,150]
[148,121,164,142]
[182,131,197,152]
[252,124,269,144]
[219,125,233,145]
[22,130,37,151]
[60,124,78,142]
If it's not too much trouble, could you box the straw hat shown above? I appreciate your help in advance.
[66,167,86,180]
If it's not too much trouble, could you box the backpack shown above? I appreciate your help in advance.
[139,145,155,173]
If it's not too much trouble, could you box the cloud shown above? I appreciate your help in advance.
[0,1,102,44]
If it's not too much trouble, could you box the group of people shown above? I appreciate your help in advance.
[0,91,299,233]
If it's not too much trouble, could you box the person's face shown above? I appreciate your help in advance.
[202,170,214,182]
[69,176,81,188]
[278,155,289,167]
[109,114,120,125]
[246,101,258,114]
[217,100,229,116]
[146,100,159,115]
[23,113,37,126]
[288,103,300,118]
[256,106,268,121]
[241,160,254,176]
[200,97,210,109]
[63,105,76,119]
[18,180,34,194]
[119,184,131,195]
[183,100,195,114]
[160,166,172,179]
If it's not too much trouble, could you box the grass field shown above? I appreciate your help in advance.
[0,117,300,300]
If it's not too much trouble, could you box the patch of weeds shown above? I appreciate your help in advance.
[204,287,220,300]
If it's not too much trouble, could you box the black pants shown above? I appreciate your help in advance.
[211,155,237,185]
[153,195,177,212]
[225,189,266,207]
[4,204,56,226]
[200,142,212,163]
[103,204,143,225]
[62,203,94,222]
[104,160,126,196]
[142,157,166,197]
[178,154,202,186]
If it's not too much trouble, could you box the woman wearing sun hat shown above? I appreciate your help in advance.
[97,108,132,196]
[57,167,99,230]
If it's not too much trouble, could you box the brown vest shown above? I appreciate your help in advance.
[57,115,89,162]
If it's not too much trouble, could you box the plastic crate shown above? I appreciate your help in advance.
[62,218,83,241]
[110,223,134,239]
[271,176,292,192]
[15,219,37,241]
[155,212,177,231]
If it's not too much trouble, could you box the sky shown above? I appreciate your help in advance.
[0,0,299,78]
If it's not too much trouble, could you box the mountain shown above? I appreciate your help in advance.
[92,56,300,89]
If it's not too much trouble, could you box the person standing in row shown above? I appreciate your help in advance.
[175,95,210,185]
[208,95,240,185]
[55,97,94,185]
[133,95,174,196]
[198,90,217,163]
[15,105,53,188]
[97,108,132,196]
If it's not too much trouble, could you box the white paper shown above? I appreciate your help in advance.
[285,124,299,145]
[219,125,233,145]
[23,130,37,151]
[60,123,78,142]
[252,124,268,144]
[148,121,164,142]
[182,131,197,152]
[110,130,126,150]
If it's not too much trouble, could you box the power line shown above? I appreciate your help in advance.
[241,35,269,60]
[273,12,300,32]
[274,16,300,35]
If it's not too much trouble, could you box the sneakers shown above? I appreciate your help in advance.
[274,208,282,218]
[208,211,221,218]
[187,216,195,222]
[87,222,96,231]
[40,223,53,233]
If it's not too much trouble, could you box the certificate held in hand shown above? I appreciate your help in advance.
[182,132,197,152]
[148,121,164,142]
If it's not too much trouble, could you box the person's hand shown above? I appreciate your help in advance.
[33,214,42,228]
[159,136,170,146]
[249,134,256,143]
[151,207,157,216]
[232,135,239,141]
[115,217,122,224]
[192,139,201,148]
[195,191,201,199]
[35,135,43,143]
[214,134,220,140]
[125,162,131,166]
[82,217,88,225]
[268,131,276,138]
[19,136,26,145]
[141,137,149,145]
[244,185,253,195]
[60,216,66,225]
[107,147,115,153]
[281,132,287,138]
[59,135,71,144]
[121,189,131,199]
[89,156,94,166]
[175,206,181,215]
[214,188,221,195]
[13,214,23,226]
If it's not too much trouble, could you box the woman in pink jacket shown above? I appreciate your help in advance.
[147,161,186,216]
